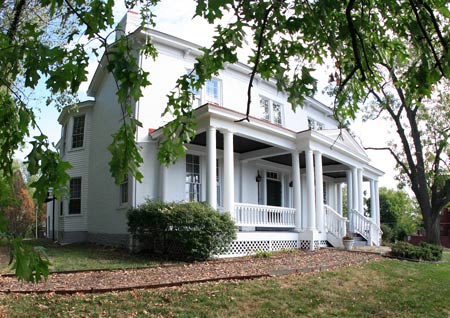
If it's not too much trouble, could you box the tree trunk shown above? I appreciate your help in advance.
[424,211,441,245]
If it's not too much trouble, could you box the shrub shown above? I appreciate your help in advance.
[255,250,273,258]
[381,224,394,244]
[128,200,236,261]
[390,241,443,261]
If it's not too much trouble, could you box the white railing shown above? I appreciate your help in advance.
[350,209,382,246]
[324,205,347,240]
[234,203,296,228]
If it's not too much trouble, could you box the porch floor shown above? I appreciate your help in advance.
[0,249,381,293]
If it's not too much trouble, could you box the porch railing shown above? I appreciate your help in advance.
[350,209,382,246]
[324,205,347,240]
[234,203,296,228]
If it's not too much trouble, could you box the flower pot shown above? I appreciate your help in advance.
[343,239,354,250]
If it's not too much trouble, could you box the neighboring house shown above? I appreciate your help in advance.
[47,11,384,256]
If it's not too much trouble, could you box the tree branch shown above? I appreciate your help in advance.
[408,0,445,76]
[236,4,274,123]
[345,0,366,81]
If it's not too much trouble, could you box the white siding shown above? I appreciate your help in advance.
[86,73,130,234]
[58,109,92,232]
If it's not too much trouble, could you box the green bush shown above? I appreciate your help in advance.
[127,200,236,261]
[390,241,443,261]
[381,224,394,244]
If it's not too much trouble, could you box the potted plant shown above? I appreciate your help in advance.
[343,233,354,250]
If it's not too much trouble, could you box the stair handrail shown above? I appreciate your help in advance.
[324,205,347,239]
[350,209,382,246]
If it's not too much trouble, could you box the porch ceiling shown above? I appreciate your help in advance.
[263,154,347,179]
[190,132,348,179]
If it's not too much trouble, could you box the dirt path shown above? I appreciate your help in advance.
[0,249,380,294]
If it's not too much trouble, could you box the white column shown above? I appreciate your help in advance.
[206,127,217,209]
[370,179,376,220]
[337,183,343,215]
[358,168,364,213]
[292,152,301,231]
[314,151,324,232]
[346,169,353,233]
[223,130,235,217]
[346,170,353,212]
[375,180,380,226]
[161,165,168,202]
[305,149,316,230]
[301,174,307,229]
[352,167,358,212]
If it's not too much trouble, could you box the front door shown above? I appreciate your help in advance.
[266,179,282,207]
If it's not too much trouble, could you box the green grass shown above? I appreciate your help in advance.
[0,239,175,273]
[1,252,449,317]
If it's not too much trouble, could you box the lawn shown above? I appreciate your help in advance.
[0,239,174,273]
[0,251,449,317]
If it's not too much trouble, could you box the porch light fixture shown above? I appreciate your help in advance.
[289,181,293,188]
[256,171,262,183]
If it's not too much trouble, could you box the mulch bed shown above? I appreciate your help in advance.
[0,249,380,294]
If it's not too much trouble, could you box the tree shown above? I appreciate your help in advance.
[2,170,35,236]
[1,0,449,280]
[377,187,420,242]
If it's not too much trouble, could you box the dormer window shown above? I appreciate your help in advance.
[260,97,283,125]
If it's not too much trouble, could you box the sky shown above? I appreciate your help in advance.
[18,0,399,191]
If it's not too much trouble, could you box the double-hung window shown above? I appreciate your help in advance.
[69,177,82,214]
[120,175,129,204]
[260,97,283,125]
[72,115,85,148]
[185,154,201,201]
[308,118,325,130]
[205,79,221,104]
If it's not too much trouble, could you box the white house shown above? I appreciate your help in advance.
[47,12,384,256]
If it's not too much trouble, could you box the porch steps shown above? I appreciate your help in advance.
[352,234,368,247]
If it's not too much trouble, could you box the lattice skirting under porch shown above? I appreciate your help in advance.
[223,239,299,257]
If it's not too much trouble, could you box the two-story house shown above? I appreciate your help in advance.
[47,11,384,256]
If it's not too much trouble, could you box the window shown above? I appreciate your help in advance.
[120,175,129,204]
[260,97,283,125]
[308,118,324,130]
[187,70,222,107]
[205,79,221,104]
[69,177,81,214]
[61,124,67,154]
[72,115,85,148]
[185,154,201,202]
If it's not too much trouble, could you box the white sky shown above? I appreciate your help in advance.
[19,0,400,191]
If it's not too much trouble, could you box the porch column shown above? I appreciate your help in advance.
[305,149,316,230]
[314,151,324,232]
[358,168,364,213]
[370,179,376,220]
[346,169,353,232]
[206,127,217,209]
[352,167,359,212]
[223,130,235,218]
[337,183,343,215]
[160,165,168,202]
[292,152,301,231]
[375,180,380,226]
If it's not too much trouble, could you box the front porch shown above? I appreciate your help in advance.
[152,104,384,253]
